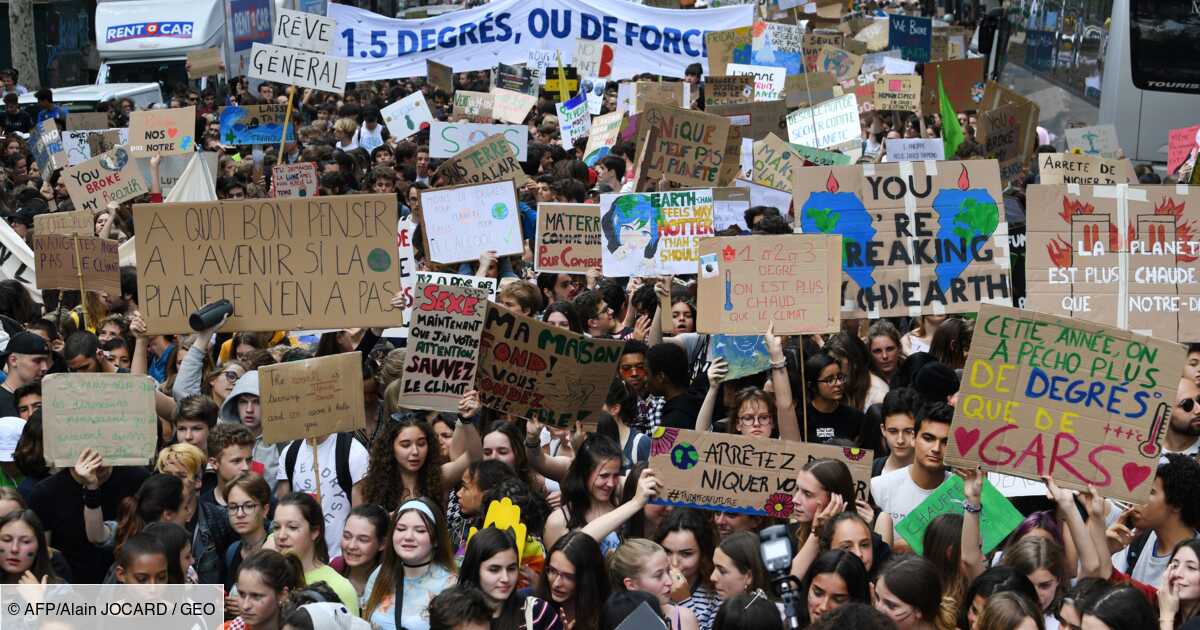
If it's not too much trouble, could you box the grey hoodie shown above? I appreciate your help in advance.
[218,370,281,490]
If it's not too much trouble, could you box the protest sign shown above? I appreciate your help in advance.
[574,39,615,78]
[33,234,120,295]
[862,49,902,75]
[920,57,987,113]
[142,152,218,196]
[526,49,556,84]
[429,121,528,160]
[416,272,498,299]
[794,160,1011,318]
[1037,153,1137,186]
[697,234,841,334]
[67,112,110,132]
[751,21,803,76]
[883,57,917,75]
[896,475,1023,556]
[706,26,752,76]
[583,111,625,166]
[783,71,841,109]
[399,282,489,412]
[944,304,1179,503]
[733,179,791,216]
[816,46,864,84]
[706,99,787,142]
[557,93,592,151]
[274,8,336,53]
[129,107,196,157]
[380,91,434,141]
[491,88,538,125]
[27,121,67,173]
[888,14,932,62]
[187,48,224,78]
[63,146,148,214]
[988,472,1049,498]
[874,74,922,112]
[427,59,453,93]
[476,303,624,428]
[1024,183,1200,341]
[704,75,756,108]
[785,94,860,149]
[536,203,602,273]
[249,42,347,94]
[421,180,523,264]
[649,428,873,515]
[792,143,854,166]
[34,210,93,237]
[1065,125,1121,158]
[600,189,715,277]
[885,138,945,161]
[452,90,494,122]
[493,62,536,94]
[1167,125,1200,177]
[630,81,686,113]
[803,31,844,72]
[134,193,401,333]
[636,105,731,188]
[709,334,769,379]
[545,65,580,103]
[433,133,529,187]
[709,186,751,232]
[0,221,37,300]
[978,105,1027,182]
[751,134,799,191]
[272,162,319,197]
[725,63,786,101]
[219,104,294,145]
[260,352,365,444]
[42,373,157,467]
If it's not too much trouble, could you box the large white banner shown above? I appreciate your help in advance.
[0,221,41,303]
[329,0,753,81]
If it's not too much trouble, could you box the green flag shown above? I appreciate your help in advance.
[939,68,964,159]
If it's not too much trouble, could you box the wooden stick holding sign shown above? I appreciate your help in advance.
[73,235,87,329]
[261,7,341,163]
[278,88,295,164]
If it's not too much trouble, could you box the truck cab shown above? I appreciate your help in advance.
[95,0,227,88]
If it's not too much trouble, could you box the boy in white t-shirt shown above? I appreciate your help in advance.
[276,432,369,558]
[872,401,954,545]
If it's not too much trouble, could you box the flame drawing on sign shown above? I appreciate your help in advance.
[1045,196,1195,267]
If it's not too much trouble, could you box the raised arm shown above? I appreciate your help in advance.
[958,467,987,581]
[129,311,149,376]
[581,469,660,543]
[766,323,800,442]
[695,359,728,434]
[1081,485,1115,578]
[524,417,571,482]
[1045,476,1101,579]
[440,392,484,486]
[791,494,846,578]
[172,310,227,401]
[76,449,112,546]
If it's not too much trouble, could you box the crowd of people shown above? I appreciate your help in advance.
[0,3,1197,629]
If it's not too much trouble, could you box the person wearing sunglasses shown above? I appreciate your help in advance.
[1164,378,1200,463]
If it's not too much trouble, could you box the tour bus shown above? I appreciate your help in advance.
[1098,0,1200,166]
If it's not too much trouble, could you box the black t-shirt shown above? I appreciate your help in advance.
[804,403,865,444]
[0,387,17,417]
[30,466,151,584]
[660,392,704,430]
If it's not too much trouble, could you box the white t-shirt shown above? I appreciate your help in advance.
[277,433,370,557]
[872,465,945,536]
[1162,439,1200,464]
[1111,530,1193,586]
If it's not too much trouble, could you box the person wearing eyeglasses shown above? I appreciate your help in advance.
[221,474,272,613]
[1164,378,1200,463]
[803,353,865,445]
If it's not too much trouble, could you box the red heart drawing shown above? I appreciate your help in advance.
[954,427,980,455]
[167,128,178,138]
[1121,463,1152,492]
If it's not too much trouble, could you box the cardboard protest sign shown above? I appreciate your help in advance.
[706,100,788,142]
[399,282,489,412]
[704,75,756,108]
[427,60,453,93]
[67,112,110,132]
[273,8,336,53]
[1167,125,1200,177]
[920,57,987,114]
[1038,153,1137,186]
[734,179,791,215]
[34,210,93,237]
[574,39,615,79]
[725,64,786,101]
[33,234,120,295]
[696,234,841,334]
[636,105,731,188]
[452,90,494,122]
[1024,183,1200,341]
[140,152,217,196]
[794,160,1011,318]
[420,180,523,264]
[128,106,196,157]
[27,121,67,173]
[977,106,1027,182]
[583,111,625,166]
[709,334,770,379]
[433,133,528,188]
[792,143,854,166]
[711,187,751,231]
[260,352,365,444]
[649,428,873,515]
[219,104,294,145]
[133,194,401,333]
[706,27,752,76]
[42,373,157,467]
[63,146,148,214]
[816,46,864,84]
[187,48,224,78]
[945,304,1179,503]
[896,475,1023,556]
[630,81,686,114]
[752,21,803,76]
[785,94,860,149]
[783,71,841,109]
[493,62,536,95]
[429,122,528,160]
[396,269,498,327]
[600,189,715,277]
[874,74,922,112]
[557,93,592,151]
[476,303,623,428]
[717,129,744,191]
[803,31,844,72]
[381,91,434,141]
[751,134,799,191]
[885,138,945,161]
[888,14,932,62]
[1065,125,1121,158]
[492,88,538,125]
[272,162,319,198]
[249,42,347,94]
[535,203,601,273]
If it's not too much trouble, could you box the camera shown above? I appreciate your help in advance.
[759,524,804,630]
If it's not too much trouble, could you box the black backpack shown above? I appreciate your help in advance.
[283,433,356,500]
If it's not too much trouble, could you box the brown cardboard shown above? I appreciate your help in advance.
[803,31,845,72]
[272,162,319,198]
[492,88,538,125]
[704,75,756,108]
[816,46,864,84]
[945,304,1180,503]
[535,203,602,274]
[1037,153,1138,186]
[706,99,788,142]
[706,27,752,76]
[67,112,111,131]
[420,180,524,265]
[42,373,157,467]
[919,57,986,113]
[476,302,624,428]
[428,60,453,93]
[33,234,120,295]
[751,133,798,191]
[636,104,731,188]
[717,125,742,187]
[792,160,1011,318]
[784,71,841,108]
[34,210,94,237]
[873,74,922,112]
[1024,184,1200,342]
[187,48,224,78]
[260,352,366,444]
[977,82,1040,181]
[128,106,196,157]
[977,102,1037,183]
[62,146,147,214]
[452,90,493,122]
[649,428,873,515]
[633,82,685,114]
[133,193,402,334]
[696,235,841,334]
[432,133,529,188]
[399,282,489,413]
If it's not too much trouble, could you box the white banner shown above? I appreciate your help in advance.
[329,0,753,81]
[429,122,528,160]
[0,221,41,303]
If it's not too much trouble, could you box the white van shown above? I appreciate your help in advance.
[17,83,163,112]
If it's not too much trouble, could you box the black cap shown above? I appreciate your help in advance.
[1,331,50,357]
